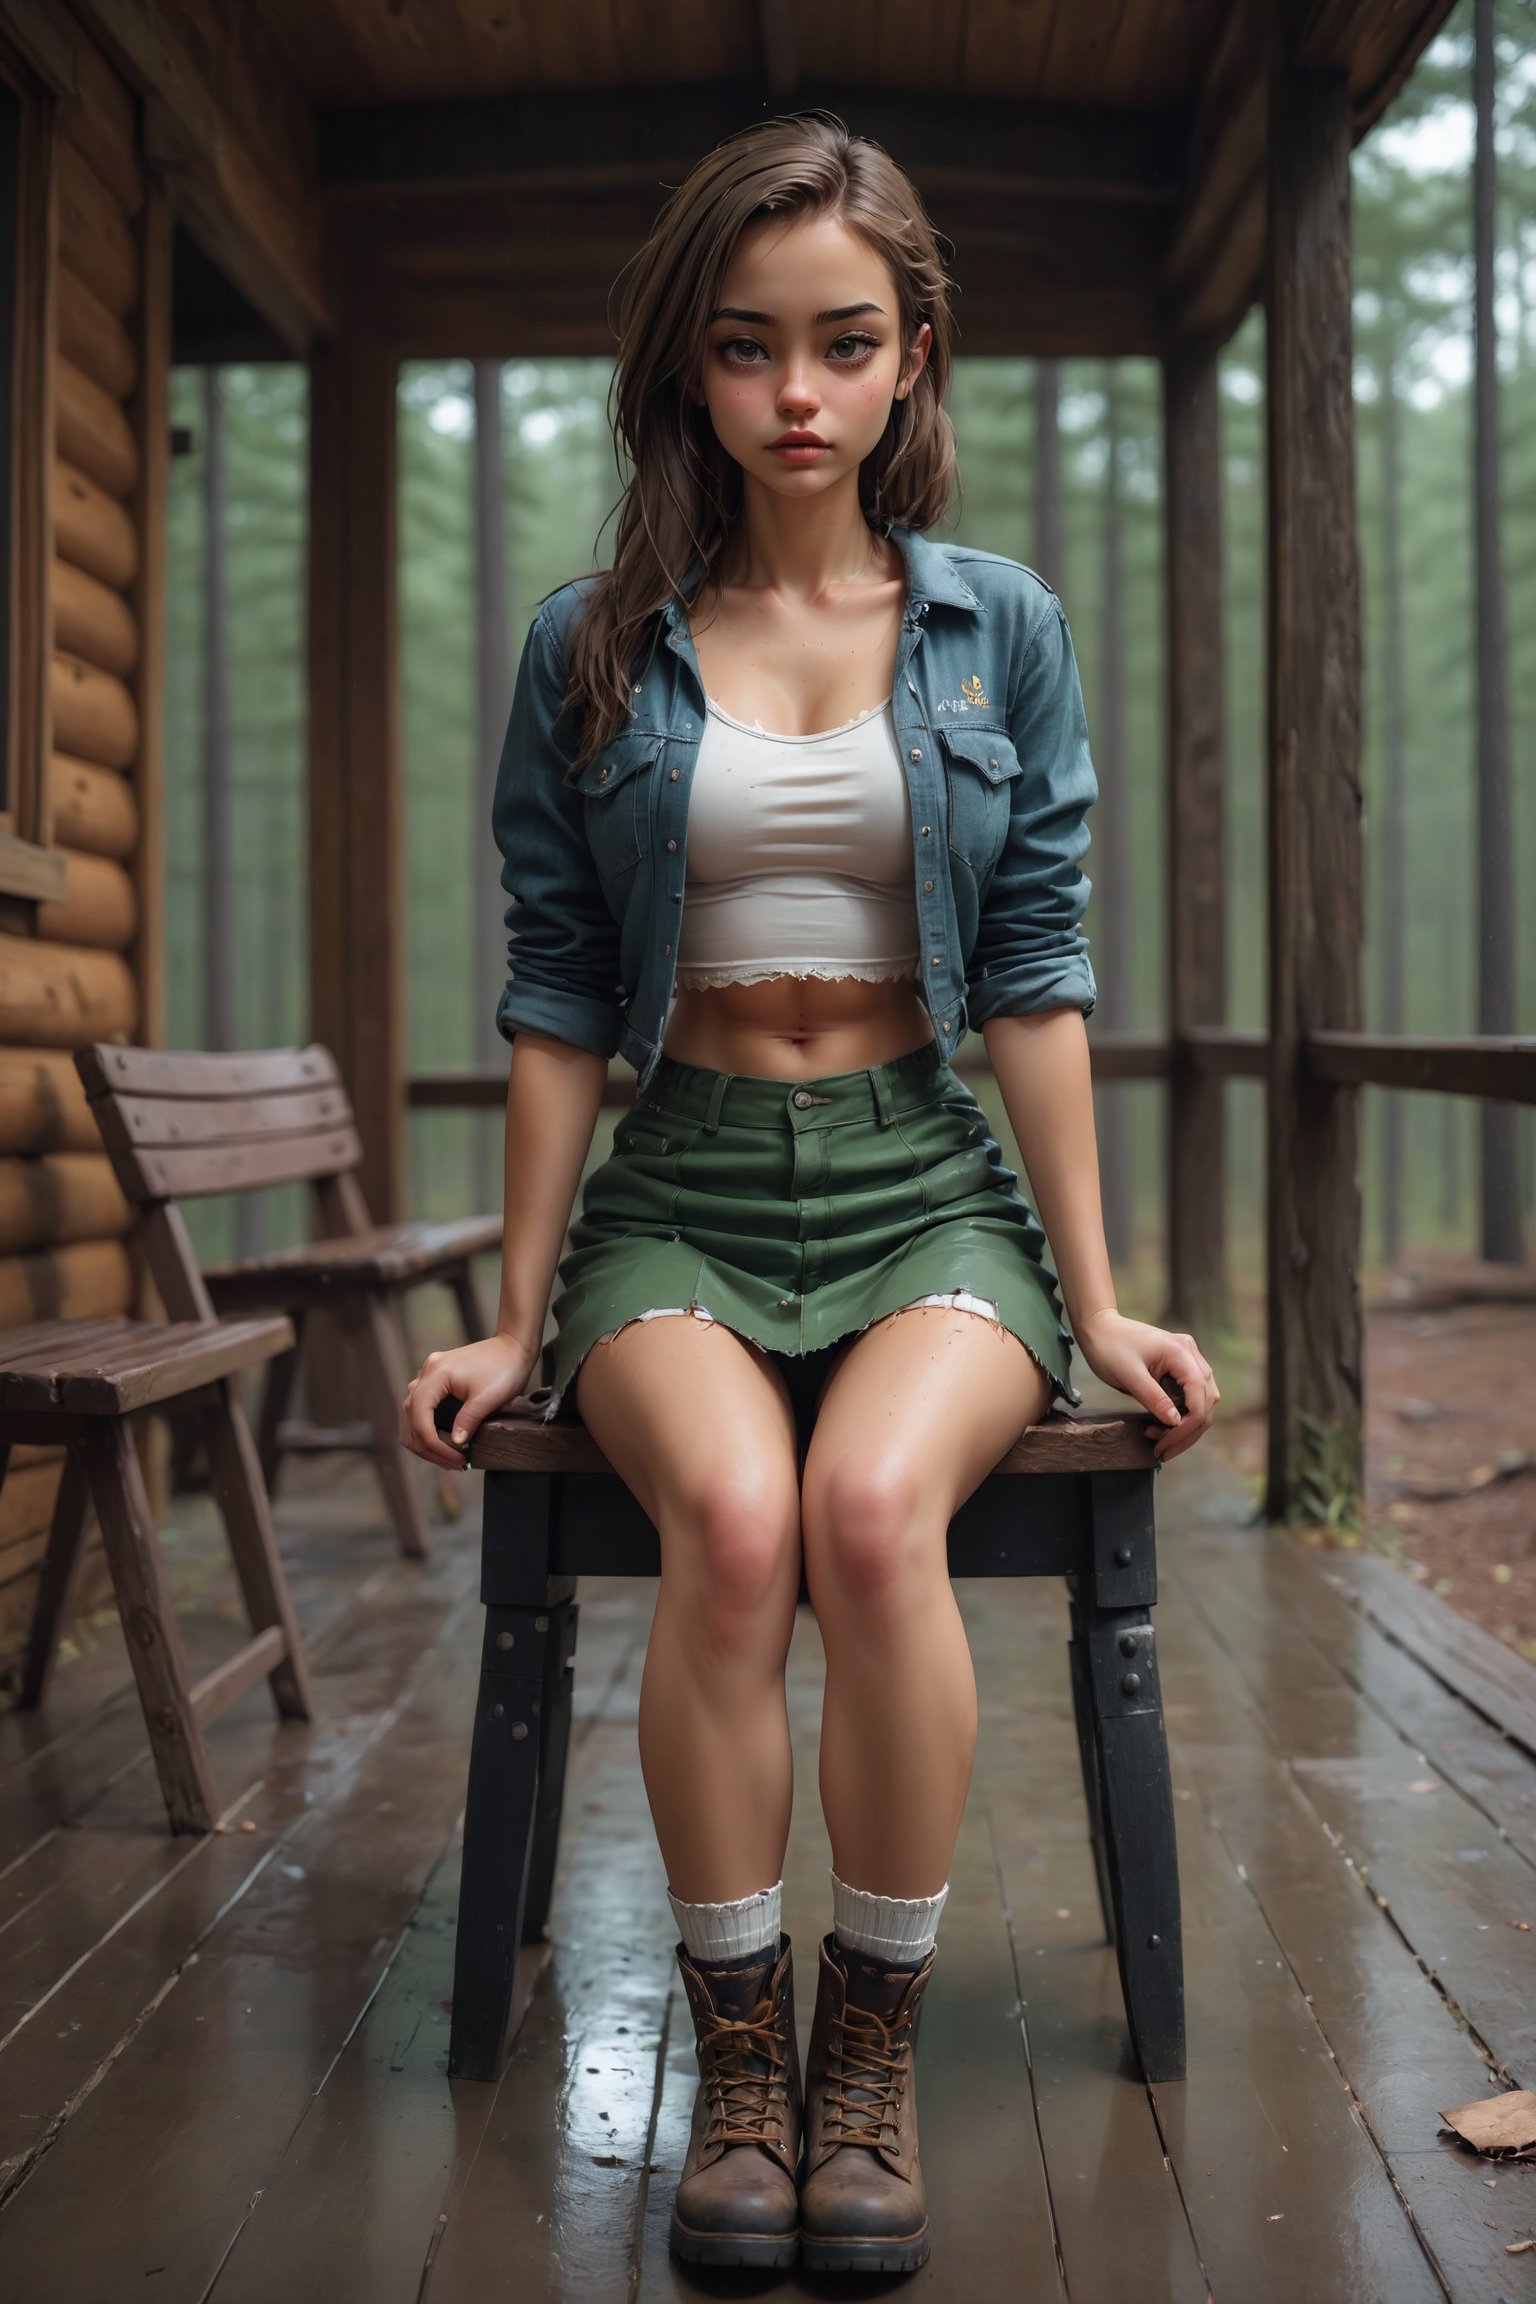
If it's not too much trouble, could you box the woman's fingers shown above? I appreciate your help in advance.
[402,1359,473,1469]
[1141,1334,1217,1462]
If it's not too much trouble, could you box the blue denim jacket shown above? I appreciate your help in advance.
[492,524,1097,1090]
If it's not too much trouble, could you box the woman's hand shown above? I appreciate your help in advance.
[1071,1309,1220,1465]
[400,1333,539,1470]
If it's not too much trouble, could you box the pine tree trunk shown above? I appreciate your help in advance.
[1378,342,1406,1267]
[1473,0,1523,1260]
[1097,366,1133,1262]
[1033,359,1065,592]
[474,360,512,1215]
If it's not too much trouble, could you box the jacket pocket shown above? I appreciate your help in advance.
[940,724,1022,877]
[574,733,663,880]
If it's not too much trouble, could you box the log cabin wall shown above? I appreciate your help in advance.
[0,8,160,1654]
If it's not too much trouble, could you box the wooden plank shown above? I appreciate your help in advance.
[54,262,137,400]
[1308,1030,1536,1102]
[48,649,137,766]
[77,1040,343,1100]
[53,353,137,498]
[36,846,137,951]
[215,1620,650,2299]
[307,338,405,1225]
[1163,335,1230,1333]
[0,1571,483,2234]
[109,1082,349,1149]
[49,555,137,675]
[51,456,138,589]
[1264,56,1364,1523]
[0,1048,102,1154]
[47,750,137,858]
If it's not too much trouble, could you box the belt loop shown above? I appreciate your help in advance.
[703,1071,732,1134]
[869,1066,896,1127]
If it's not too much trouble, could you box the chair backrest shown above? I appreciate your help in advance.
[76,1042,368,1322]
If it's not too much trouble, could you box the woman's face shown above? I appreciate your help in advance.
[695,211,931,501]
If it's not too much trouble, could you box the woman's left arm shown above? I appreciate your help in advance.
[982,1008,1220,1463]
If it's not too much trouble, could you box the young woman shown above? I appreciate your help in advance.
[403,113,1218,2277]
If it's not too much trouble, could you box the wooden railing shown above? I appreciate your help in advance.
[409,1030,1536,1113]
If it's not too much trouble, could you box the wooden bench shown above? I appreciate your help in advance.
[75,1042,504,1562]
[441,1398,1186,2088]
[3,1311,310,1833]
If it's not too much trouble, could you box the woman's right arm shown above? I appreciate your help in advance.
[400,1029,608,1467]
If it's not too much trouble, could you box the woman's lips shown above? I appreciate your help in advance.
[768,438,832,462]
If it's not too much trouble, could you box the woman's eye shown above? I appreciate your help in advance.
[717,338,767,366]
[828,334,879,363]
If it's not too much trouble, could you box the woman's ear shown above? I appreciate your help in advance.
[894,320,934,402]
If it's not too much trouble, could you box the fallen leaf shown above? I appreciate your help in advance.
[1507,2239,1536,2256]
[1440,2090,1536,2157]
[1512,1920,1532,1933]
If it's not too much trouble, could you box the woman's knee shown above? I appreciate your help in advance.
[801,1452,936,1618]
[661,1457,801,1658]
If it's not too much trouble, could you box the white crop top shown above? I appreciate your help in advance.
[673,696,921,991]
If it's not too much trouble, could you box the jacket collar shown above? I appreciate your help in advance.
[659,521,983,643]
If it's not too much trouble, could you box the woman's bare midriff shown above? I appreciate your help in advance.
[663,974,935,1080]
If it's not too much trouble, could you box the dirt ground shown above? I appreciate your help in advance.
[1202,1251,1536,1664]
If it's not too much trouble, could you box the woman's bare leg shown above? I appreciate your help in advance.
[800,1308,1051,1894]
[575,1317,803,1902]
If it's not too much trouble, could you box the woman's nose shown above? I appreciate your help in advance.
[777,363,820,417]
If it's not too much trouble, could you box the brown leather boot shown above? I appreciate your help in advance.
[798,1931,935,2273]
[668,1933,802,2268]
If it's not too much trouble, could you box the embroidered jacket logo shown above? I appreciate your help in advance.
[935,675,990,713]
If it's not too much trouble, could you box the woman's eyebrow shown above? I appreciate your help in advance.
[708,302,888,326]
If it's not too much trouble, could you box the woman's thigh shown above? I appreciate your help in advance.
[574,1313,803,1570]
[802,1305,1052,1543]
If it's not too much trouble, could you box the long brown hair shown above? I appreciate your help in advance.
[565,111,956,767]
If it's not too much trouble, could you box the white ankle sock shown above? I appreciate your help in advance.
[668,1879,782,1963]
[831,1870,949,1965]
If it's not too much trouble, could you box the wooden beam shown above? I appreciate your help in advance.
[61,0,327,349]
[1162,337,1229,1334]
[130,177,168,1053]
[318,83,1184,207]
[307,336,403,1227]
[1299,0,1460,129]
[1306,1032,1536,1103]
[1264,58,1363,1528]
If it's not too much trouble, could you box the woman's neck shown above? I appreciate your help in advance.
[721,473,892,601]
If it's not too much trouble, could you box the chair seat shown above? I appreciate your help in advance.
[0,1314,295,1417]
[462,1396,1158,1475]
[204,1213,503,1301]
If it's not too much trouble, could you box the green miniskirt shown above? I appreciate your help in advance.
[544,1042,1083,1419]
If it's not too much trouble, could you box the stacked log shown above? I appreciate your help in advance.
[0,57,147,1653]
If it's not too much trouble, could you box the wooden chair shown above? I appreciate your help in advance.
[75,1042,504,1562]
[440,1398,1186,2089]
[2,1311,310,1833]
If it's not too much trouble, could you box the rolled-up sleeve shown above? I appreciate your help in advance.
[966,598,1098,1026]
[492,604,624,1058]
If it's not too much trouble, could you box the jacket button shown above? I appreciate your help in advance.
[989,758,999,771]
[930,956,941,968]
[598,767,609,782]
[924,879,934,892]
[909,747,923,762]
[666,838,677,852]
[670,768,680,781]
[920,825,932,838]
[663,944,671,957]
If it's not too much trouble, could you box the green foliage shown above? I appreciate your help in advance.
[162,0,1534,1270]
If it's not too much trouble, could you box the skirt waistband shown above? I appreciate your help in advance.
[639,1041,952,1132]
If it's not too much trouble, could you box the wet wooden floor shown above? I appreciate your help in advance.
[2,1448,1534,2302]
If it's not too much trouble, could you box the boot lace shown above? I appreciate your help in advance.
[698,2002,790,2149]
[822,2003,908,2149]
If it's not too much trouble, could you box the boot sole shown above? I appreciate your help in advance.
[669,2212,798,2270]
[799,2222,931,2274]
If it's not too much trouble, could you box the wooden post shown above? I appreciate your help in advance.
[307,334,403,1226]
[1264,58,1363,1525]
[1162,336,1229,1337]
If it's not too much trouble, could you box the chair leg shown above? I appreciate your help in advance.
[447,1257,493,1343]
[522,1598,578,1943]
[1077,1595,1186,2083]
[199,1385,315,1722]
[75,1421,221,1834]
[1066,1594,1115,1945]
[345,1290,432,1560]
[450,1601,549,2081]
[20,1450,92,1709]
[255,1311,306,1495]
